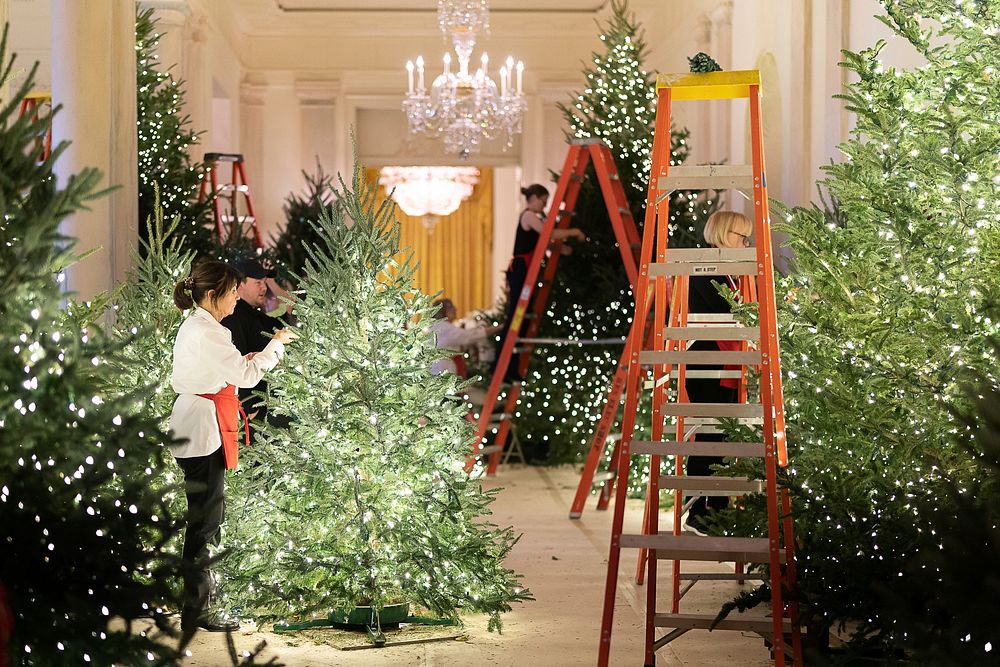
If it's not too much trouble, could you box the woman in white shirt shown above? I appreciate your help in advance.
[169,260,294,633]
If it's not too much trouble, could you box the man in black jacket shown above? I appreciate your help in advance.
[221,258,292,430]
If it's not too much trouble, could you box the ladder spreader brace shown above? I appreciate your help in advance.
[597,69,803,667]
[464,140,642,475]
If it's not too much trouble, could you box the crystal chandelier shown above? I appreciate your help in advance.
[403,0,527,159]
[379,166,480,231]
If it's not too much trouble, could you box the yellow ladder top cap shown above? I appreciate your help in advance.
[24,90,52,101]
[655,70,760,100]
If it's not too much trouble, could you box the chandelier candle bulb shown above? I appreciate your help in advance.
[444,52,451,74]
[406,60,414,94]
[416,55,425,92]
[500,66,508,96]
[516,60,524,93]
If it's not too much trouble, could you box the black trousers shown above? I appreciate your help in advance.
[493,257,529,380]
[174,447,226,620]
[684,377,737,519]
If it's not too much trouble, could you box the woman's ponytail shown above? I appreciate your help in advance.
[172,261,243,312]
[173,277,195,311]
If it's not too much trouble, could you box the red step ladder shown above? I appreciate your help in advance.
[198,152,264,250]
[597,69,802,667]
[17,91,52,162]
[465,140,642,475]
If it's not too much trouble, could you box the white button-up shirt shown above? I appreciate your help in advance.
[168,307,285,459]
[429,319,487,376]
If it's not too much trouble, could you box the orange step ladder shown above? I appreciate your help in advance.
[17,91,52,162]
[597,70,802,667]
[197,152,264,250]
[465,139,642,475]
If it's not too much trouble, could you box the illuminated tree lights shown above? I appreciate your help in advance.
[136,8,215,257]
[513,0,718,470]
[0,34,187,665]
[715,0,1000,658]
[218,165,530,633]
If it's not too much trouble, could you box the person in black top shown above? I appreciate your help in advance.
[683,210,754,535]
[494,183,586,382]
[221,258,293,430]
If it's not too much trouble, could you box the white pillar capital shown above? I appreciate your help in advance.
[295,80,340,106]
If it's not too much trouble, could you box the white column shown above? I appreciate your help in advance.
[182,11,210,162]
[240,73,301,241]
[296,80,340,179]
[51,0,137,299]
[137,0,190,73]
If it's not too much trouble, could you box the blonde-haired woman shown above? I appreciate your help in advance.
[683,210,753,535]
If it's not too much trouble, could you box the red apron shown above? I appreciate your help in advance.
[197,384,249,470]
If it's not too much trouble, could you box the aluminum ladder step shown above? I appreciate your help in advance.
[649,247,757,277]
[631,440,767,458]
[657,164,755,192]
[663,326,759,340]
[659,474,764,495]
[660,403,764,418]
[619,533,781,563]
[640,350,761,365]
[653,612,791,634]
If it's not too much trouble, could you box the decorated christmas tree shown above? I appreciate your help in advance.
[219,161,530,634]
[715,0,1000,655]
[512,0,717,464]
[0,34,187,665]
[136,7,215,257]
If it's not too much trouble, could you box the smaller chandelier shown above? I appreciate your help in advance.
[379,166,480,231]
[403,0,527,159]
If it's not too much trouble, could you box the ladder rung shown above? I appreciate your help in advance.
[487,412,513,423]
[663,326,758,340]
[676,572,765,581]
[640,350,761,365]
[651,370,743,382]
[653,612,791,634]
[477,445,504,456]
[659,474,764,495]
[650,261,757,277]
[219,214,257,223]
[556,211,577,220]
[662,248,757,263]
[660,403,763,418]
[681,417,763,426]
[618,534,780,563]
[607,433,622,442]
[686,313,740,323]
[216,184,250,193]
[658,165,755,191]
[592,471,616,484]
[631,440,766,458]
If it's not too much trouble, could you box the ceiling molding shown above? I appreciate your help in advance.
[274,0,608,13]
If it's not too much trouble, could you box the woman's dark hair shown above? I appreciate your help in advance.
[520,183,549,200]
[172,260,244,311]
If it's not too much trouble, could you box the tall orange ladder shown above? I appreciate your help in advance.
[197,152,264,250]
[597,70,802,667]
[465,139,641,475]
[17,91,52,162]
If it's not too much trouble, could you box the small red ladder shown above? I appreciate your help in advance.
[17,91,52,162]
[465,139,642,475]
[197,152,264,250]
[597,69,802,667]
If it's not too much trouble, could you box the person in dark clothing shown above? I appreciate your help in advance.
[683,210,754,535]
[494,183,586,382]
[221,258,293,430]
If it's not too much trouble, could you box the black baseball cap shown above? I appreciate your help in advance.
[233,258,272,280]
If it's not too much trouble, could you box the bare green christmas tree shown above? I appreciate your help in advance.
[219,161,530,635]
[716,0,1000,657]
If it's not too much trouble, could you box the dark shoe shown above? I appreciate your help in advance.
[682,512,709,537]
[183,611,239,633]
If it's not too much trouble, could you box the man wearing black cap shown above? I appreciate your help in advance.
[222,258,293,428]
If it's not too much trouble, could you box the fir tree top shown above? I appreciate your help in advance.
[688,52,723,73]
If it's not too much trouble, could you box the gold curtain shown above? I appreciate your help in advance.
[365,167,493,315]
